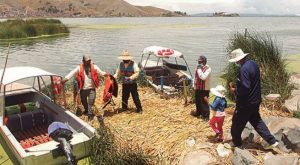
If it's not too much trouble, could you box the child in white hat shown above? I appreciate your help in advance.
[208,85,227,142]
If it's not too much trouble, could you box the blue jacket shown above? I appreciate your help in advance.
[210,96,227,112]
[236,59,261,106]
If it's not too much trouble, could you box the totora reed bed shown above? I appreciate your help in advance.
[63,84,292,165]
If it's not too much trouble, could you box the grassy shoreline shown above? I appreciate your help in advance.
[0,19,69,40]
[0,33,69,42]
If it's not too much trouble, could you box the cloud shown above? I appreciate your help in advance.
[125,0,300,15]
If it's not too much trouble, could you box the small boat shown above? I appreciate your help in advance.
[140,46,192,96]
[0,66,95,164]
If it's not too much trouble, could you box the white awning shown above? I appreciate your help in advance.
[0,67,61,85]
[143,46,183,58]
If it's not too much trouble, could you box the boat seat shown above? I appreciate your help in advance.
[145,66,170,79]
[143,66,163,71]
[6,109,48,133]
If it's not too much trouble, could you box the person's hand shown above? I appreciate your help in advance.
[61,78,68,85]
[204,96,209,104]
[229,82,236,95]
[113,74,117,79]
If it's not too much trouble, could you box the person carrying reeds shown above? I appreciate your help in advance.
[62,55,108,120]
[207,85,227,142]
[192,55,211,120]
[114,50,143,113]
[228,48,278,149]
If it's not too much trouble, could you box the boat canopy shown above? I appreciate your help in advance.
[143,46,183,58]
[0,66,60,85]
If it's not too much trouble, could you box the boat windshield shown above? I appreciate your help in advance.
[2,76,51,95]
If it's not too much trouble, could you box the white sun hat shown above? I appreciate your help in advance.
[118,50,133,60]
[210,85,226,98]
[228,48,249,63]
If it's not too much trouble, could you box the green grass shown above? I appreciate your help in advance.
[0,145,14,165]
[0,19,69,40]
[293,111,300,119]
[90,125,152,165]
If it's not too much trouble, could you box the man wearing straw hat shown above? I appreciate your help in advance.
[228,48,278,149]
[62,55,108,120]
[114,50,143,113]
[192,55,211,120]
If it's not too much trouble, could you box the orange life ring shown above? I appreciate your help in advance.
[158,49,174,56]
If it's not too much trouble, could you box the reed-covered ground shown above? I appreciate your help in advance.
[70,85,291,165]
[0,19,69,39]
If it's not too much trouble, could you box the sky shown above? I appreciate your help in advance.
[125,0,300,15]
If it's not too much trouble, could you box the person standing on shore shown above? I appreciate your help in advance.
[192,55,211,120]
[208,85,227,142]
[114,50,143,113]
[228,48,278,149]
[62,55,107,120]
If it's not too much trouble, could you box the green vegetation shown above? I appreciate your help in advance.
[293,111,300,119]
[0,19,69,39]
[222,31,294,101]
[90,125,152,165]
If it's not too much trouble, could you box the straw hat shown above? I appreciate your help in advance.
[118,50,133,60]
[228,48,249,63]
[210,85,226,98]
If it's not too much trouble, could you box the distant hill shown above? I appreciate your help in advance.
[0,0,185,18]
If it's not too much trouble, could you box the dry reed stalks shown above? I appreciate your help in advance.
[64,85,291,164]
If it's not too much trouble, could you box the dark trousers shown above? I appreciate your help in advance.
[231,104,277,146]
[195,89,210,119]
[80,89,96,116]
[122,83,142,112]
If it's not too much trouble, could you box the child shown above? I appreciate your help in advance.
[208,85,227,142]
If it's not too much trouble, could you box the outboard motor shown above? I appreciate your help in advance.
[48,122,77,165]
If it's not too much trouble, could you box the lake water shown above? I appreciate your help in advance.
[0,17,300,84]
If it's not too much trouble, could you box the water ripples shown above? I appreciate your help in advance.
[0,17,299,82]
